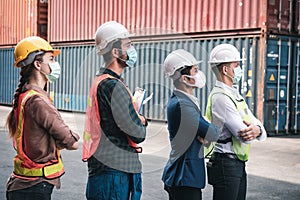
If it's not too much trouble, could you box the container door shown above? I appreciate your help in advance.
[267,0,292,33]
[264,37,291,135]
[37,0,48,39]
[290,39,300,133]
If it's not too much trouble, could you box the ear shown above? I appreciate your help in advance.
[222,65,227,75]
[178,74,184,82]
[33,60,41,71]
[111,48,119,58]
[180,74,189,83]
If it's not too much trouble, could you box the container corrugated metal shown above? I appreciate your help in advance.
[264,35,300,135]
[124,37,261,120]
[0,48,19,105]
[50,45,101,112]
[49,36,261,122]
[0,0,41,46]
[0,0,49,46]
[267,0,300,34]
[49,0,266,43]
[49,35,300,134]
[3,34,300,135]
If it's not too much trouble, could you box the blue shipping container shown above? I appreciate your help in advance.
[2,34,300,135]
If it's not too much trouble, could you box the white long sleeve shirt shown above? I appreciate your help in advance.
[211,80,267,154]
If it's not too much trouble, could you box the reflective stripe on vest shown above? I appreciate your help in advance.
[82,74,142,162]
[205,86,251,161]
[13,90,65,179]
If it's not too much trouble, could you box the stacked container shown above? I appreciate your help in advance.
[1,0,300,135]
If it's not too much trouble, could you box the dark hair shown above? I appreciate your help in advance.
[103,39,122,63]
[180,65,193,76]
[6,53,44,138]
[173,65,193,88]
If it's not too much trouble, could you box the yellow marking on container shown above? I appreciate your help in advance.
[248,70,252,77]
[269,73,275,81]
[246,90,252,97]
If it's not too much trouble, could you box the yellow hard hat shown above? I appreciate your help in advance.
[14,36,60,67]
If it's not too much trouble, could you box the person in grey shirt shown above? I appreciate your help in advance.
[205,43,267,200]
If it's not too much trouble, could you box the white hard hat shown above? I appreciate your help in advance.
[164,49,202,78]
[95,21,134,55]
[208,44,244,66]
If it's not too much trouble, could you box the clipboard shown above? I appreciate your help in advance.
[133,87,153,112]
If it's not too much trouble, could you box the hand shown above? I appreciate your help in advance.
[197,136,211,147]
[239,121,261,141]
[67,141,79,150]
[138,114,147,126]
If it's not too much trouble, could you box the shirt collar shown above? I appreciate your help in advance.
[22,84,49,97]
[215,80,240,98]
[174,88,200,110]
[97,68,122,80]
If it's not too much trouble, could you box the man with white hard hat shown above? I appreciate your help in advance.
[162,49,219,200]
[82,21,147,200]
[205,43,267,200]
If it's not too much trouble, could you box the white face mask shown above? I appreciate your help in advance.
[183,71,206,88]
[46,62,61,83]
[225,66,243,84]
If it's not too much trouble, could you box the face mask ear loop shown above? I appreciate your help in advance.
[182,71,206,89]
[224,66,234,80]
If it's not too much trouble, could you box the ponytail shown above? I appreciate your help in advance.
[6,65,34,138]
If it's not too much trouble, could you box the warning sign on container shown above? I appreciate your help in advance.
[246,90,252,97]
[269,73,275,81]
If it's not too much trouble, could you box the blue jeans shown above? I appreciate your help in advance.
[6,181,54,200]
[207,153,247,200]
[86,169,142,200]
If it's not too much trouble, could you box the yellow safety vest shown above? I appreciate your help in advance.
[13,89,64,179]
[205,86,251,161]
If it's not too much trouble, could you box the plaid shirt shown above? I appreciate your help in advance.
[88,68,146,175]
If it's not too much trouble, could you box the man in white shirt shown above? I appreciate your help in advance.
[205,44,267,200]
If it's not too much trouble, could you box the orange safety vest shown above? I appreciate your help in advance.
[13,89,65,179]
[82,74,142,162]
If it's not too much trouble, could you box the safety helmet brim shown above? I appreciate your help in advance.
[14,36,60,67]
[208,44,245,67]
[95,21,134,55]
[164,49,202,78]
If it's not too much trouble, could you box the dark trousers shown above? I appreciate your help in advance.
[6,181,54,200]
[207,153,247,200]
[164,185,202,200]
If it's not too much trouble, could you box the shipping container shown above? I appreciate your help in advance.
[264,35,300,134]
[267,0,300,34]
[0,48,19,105]
[0,0,48,46]
[48,35,300,135]
[2,34,300,135]
[47,36,262,121]
[48,0,300,43]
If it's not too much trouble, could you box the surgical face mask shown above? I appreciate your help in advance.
[183,71,206,88]
[225,66,243,84]
[118,46,137,67]
[233,66,243,84]
[46,62,61,83]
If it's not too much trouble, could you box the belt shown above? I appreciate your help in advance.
[212,152,239,160]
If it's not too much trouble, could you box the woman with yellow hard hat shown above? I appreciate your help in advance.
[6,36,80,200]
